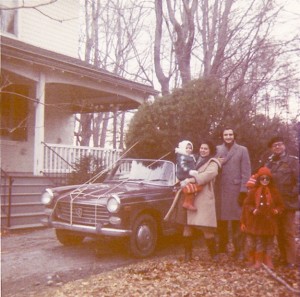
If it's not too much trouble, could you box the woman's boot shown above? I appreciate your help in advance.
[184,236,193,262]
[205,238,218,260]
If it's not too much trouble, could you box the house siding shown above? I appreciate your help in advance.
[17,0,80,58]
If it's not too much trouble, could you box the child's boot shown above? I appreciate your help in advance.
[263,253,274,269]
[182,194,197,211]
[253,251,263,269]
[246,250,255,266]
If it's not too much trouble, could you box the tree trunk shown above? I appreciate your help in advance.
[99,112,110,147]
[154,0,171,95]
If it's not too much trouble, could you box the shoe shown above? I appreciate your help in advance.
[212,254,220,261]
[205,238,218,260]
[184,236,193,262]
[235,252,245,262]
[285,263,296,269]
[182,194,197,211]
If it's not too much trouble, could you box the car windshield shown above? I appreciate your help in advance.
[106,159,176,186]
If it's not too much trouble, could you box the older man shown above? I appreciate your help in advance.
[215,128,251,260]
[265,136,299,268]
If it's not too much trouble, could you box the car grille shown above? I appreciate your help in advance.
[55,201,109,226]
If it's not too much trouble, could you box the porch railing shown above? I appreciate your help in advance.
[1,168,13,228]
[43,143,122,174]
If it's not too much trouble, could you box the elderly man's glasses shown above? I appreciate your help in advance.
[272,142,284,148]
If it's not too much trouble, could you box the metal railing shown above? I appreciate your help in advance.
[1,168,13,228]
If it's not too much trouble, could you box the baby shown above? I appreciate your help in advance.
[175,140,202,210]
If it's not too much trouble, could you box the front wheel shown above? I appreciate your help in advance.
[129,214,158,258]
[55,229,85,246]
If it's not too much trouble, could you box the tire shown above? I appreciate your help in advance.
[55,229,85,246]
[129,214,158,258]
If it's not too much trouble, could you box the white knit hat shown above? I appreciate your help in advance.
[175,140,193,155]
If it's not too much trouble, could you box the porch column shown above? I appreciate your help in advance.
[33,73,45,175]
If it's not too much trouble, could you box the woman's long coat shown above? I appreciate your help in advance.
[165,158,221,228]
[215,143,251,221]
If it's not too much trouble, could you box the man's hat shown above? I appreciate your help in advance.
[268,136,284,148]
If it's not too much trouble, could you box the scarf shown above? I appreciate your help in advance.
[255,186,272,209]
[195,155,211,170]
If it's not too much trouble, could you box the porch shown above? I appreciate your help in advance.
[1,145,121,230]
[42,143,122,174]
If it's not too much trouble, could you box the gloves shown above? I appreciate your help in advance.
[238,192,247,206]
[180,179,189,188]
[189,170,198,177]
[253,208,260,215]
[246,174,258,189]
[240,224,247,232]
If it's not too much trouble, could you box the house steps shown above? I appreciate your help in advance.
[1,174,56,230]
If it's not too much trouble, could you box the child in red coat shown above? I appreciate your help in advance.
[241,167,284,269]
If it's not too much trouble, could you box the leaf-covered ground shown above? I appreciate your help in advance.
[21,245,300,297]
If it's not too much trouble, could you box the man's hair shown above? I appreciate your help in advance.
[221,127,237,139]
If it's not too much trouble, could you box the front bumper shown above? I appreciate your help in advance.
[41,218,132,237]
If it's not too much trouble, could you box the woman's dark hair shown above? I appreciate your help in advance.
[199,140,216,156]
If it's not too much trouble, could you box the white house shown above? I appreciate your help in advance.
[1,0,79,57]
[0,0,157,176]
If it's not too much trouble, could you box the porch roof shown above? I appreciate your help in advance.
[1,35,159,112]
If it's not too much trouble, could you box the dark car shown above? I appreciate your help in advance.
[41,158,178,258]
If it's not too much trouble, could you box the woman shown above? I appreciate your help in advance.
[165,140,221,261]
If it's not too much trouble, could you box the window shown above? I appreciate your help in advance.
[0,85,29,141]
[0,2,18,35]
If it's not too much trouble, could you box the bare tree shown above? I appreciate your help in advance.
[154,0,172,95]
[77,0,299,147]
[77,0,155,149]
[195,0,299,117]
[154,0,198,92]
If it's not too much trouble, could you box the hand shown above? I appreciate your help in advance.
[180,179,189,188]
[189,170,198,177]
[253,209,259,215]
[240,224,247,232]
[218,157,225,164]
[272,209,279,215]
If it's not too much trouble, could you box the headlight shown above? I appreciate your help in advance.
[41,188,54,205]
[107,195,121,213]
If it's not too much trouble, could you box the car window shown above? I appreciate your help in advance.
[107,159,175,186]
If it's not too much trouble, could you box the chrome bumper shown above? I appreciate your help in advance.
[41,218,131,237]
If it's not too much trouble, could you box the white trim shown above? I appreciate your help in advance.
[33,72,45,175]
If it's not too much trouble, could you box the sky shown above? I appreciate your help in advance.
[275,0,300,119]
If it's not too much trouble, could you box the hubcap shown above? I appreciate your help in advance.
[136,224,152,251]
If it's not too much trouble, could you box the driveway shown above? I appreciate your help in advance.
[1,227,182,296]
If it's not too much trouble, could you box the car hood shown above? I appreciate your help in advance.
[51,182,172,203]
